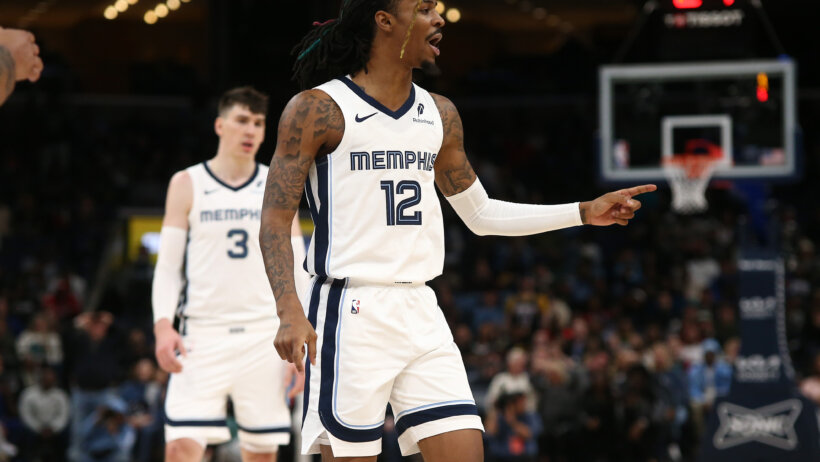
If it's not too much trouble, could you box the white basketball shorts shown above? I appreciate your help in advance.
[164,318,291,450]
[301,277,483,458]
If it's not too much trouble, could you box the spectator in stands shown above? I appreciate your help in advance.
[616,364,657,462]
[121,328,152,369]
[0,357,22,458]
[78,396,135,462]
[505,276,550,344]
[678,316,704,367]
[688,338,732,436]
[0,424,17,462]
[486,347,537,413]
[579,369,616,462]
[118,359,163,462]
[713,302,739,344]
[18,367,70,460]
[67,312,124,462]
[41,277,82,323]
[650,342,689,462]
[15,312,63,369]
[485,391,542,462]
[0,319,18,377]
[531,352,585,462]
[472,290,505,332]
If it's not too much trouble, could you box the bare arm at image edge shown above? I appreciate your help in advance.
[0,27,43,106]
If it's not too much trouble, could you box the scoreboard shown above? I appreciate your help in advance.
[648,0,765,61]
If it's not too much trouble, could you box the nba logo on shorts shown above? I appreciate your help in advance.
[351,300,360,314]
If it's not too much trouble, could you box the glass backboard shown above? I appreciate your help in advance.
[599,59,798,182]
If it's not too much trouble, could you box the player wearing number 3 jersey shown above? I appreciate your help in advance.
[259,1,657,461]
[152,87,311,462]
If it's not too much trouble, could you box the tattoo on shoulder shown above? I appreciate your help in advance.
[431,93,477,196]
[312,94,344,149]
[264,93,316,211]
[0,46,15,100]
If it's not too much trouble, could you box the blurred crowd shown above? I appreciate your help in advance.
[1,92,819,462]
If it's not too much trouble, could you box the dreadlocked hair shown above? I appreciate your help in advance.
[291,0,400,90]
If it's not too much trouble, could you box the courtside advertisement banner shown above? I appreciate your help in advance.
[699,249,820,461]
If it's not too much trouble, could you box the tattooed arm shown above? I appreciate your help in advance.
[431,93,656,231]
[430,93,477,196]
[0,27,43,106]
[260,89,343,371]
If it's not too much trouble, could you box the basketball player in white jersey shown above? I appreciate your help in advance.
[259,1,656,461]
[152,87,310,462]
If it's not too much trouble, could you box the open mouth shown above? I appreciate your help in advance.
[241,141,254,151]
[428,33,442,56]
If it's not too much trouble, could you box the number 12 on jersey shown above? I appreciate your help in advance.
[380,180,422,226]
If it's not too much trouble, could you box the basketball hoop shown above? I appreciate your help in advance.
[662,154,721,214]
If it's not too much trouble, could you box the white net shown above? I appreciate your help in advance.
[663,156,718,214]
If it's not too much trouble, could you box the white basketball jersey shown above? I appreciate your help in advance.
[180,162,274,325]
[305,77,445,284]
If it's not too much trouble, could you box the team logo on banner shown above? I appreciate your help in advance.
[713,400,802,450]
[739,296,777,319]
[735,355,781,383]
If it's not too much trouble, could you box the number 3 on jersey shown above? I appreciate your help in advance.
[380,180,422,226]
[227,229,248,258]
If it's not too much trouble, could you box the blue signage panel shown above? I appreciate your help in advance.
[699,250,820,461]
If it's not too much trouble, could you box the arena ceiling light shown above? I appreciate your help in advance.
[445,8,461,23]
[104,5,118,20]
[103,0,138,20]
[143,0,191,24]
[144,10,158,24]
[155,3,169,18]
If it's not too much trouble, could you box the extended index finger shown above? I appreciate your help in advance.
[619,184,657,198]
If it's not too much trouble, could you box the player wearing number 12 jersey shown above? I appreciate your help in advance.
[151,87,310,462]
[260,1,656,461]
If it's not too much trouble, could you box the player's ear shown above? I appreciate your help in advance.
[375,10,394,33]
[214,117,223,137]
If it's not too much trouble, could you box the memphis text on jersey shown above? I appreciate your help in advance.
[200,208,261,222]
[349,150,437,172]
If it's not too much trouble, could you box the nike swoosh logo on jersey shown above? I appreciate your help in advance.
[204,188,220,195]
[355,112,377,123]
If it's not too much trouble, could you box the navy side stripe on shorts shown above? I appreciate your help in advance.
[164,414,227,428]
[395,403,479,437]
[318,278,383,442]
[302,276,327,429]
